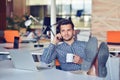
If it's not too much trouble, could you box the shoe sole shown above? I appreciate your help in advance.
[98,42,109,77]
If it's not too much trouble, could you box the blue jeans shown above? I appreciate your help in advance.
[81,37,98,71]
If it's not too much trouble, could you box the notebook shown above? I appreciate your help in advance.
[9,49,53,71]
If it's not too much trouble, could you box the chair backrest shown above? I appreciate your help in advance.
[77,30,91,41]
[55,59,60,67]
[4,30,20,43]
[107,31,120,44]
[55,59,62,70]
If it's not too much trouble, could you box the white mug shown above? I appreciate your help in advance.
[66,53,74,62]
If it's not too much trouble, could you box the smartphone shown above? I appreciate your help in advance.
[57,37,63,41]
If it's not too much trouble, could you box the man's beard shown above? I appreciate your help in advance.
[63,36,73,41]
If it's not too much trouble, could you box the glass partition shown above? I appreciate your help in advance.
[27,0,92,29]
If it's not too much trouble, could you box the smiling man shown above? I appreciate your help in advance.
[41,19,109,77]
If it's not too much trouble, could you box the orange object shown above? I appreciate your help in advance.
[55,59,60,66]
[107,31,120,44]
[4,30,21,43]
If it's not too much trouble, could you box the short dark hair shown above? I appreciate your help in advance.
[56,19,74,33]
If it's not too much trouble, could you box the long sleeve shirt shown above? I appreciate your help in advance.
[41,40,87,71]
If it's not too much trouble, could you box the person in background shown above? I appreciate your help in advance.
[41,19,109,77]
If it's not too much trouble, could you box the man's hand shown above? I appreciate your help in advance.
[73,55,83,64]
[51,33,63,45]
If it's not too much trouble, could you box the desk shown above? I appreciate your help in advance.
[0,60,105,80]
[0,43,119,80]
[0,43,46,62]
[0,42,53,67]
[0,42,49,55]
[0,43,11,60]
[108,44,120,57]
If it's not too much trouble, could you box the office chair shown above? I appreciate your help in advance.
[107,31,120,45]
[4,30,21,43]
[76,10,84,17]
[43,17,63,34]
[55,59,61,70]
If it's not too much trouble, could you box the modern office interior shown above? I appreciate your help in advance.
[0,0,120,80]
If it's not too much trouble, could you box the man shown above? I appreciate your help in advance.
[41,19,109,77]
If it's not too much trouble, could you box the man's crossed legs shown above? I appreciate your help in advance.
[81,37,109,78]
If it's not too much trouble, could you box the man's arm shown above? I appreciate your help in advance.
[40,43,57,64]
[41,33,62,64]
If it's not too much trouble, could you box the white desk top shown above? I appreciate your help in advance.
[0,60,104,80]
[0,58,119,80]
[0,43,48,55]
[0,43,119,80]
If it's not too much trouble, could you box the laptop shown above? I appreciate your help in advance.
[9,49,53,71]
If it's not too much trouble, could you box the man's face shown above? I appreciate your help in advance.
[60,24,75,41]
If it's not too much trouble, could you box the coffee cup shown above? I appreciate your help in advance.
[13,37,19,49]
[66,53,74,62]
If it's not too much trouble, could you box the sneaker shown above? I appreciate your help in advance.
[98,42,109,77]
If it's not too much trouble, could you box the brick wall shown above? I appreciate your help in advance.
[92,0,120,43]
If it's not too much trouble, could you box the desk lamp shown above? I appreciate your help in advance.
[24,15,55,48]
[24,15,47,47]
